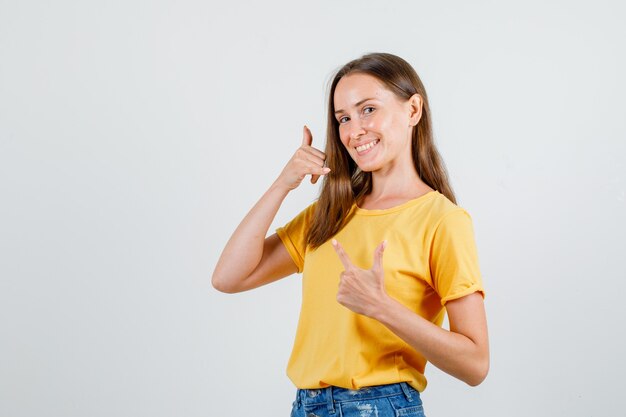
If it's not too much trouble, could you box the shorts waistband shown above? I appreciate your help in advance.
[295,382,418,412]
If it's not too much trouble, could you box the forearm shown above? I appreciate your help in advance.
[372,296,488,386]
[212,181,289,289]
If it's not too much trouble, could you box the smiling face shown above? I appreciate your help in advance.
[333,72,421,173]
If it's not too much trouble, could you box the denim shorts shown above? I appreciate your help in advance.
[290,381,425,417]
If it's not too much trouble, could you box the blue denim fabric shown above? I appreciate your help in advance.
[290,382,425,417]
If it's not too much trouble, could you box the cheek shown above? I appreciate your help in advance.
[374,113,393,131]
[363,112,388,132]
[362,116,377,130]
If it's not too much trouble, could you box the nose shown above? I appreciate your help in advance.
[348,121,366,142]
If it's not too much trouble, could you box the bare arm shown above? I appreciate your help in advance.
[330,240,489,386]
[211,184,292,293]
[373,292,489,386]
[211,126,329,293]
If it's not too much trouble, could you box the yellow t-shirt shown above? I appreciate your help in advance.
[276,190,484,392]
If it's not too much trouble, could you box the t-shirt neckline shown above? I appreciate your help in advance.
[353,190,439,216]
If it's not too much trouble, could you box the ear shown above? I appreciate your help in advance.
[407,93,423,127]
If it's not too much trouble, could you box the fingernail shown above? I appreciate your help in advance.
[331,239,337,246]
[323,167,331,172]
[382,240,388,249]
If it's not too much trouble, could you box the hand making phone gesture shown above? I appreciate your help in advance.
[275,125,330,191]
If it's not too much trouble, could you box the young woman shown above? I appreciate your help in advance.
[212,52,489,417]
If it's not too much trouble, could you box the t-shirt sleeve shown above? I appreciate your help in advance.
[429,208,485,306]
[275,202,317,273]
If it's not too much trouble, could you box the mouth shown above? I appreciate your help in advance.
[355,139,380,155]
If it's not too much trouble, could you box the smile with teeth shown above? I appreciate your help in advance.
[355,139,379,154]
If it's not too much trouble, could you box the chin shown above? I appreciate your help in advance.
[355,163,381,173]
[351,152,384,173]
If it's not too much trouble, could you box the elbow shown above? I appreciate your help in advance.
[211,272,242,294]
[465,358,489,387]
[466,372,488,387]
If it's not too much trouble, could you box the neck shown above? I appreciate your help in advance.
[367,152,428,201]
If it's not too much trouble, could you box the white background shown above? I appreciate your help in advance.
[1,1,625,416]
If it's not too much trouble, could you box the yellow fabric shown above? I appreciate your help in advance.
[275,190,485,392]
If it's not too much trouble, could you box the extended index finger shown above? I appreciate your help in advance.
[331,239,354,270]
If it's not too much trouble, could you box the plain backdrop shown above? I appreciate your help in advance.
[1,0,625,416]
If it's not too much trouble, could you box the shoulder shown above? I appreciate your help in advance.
[301,200,318,221]
[278,200,318,231]
[421,191,472,225]
[410,192,476,247]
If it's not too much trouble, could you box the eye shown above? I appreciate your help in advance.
[363,106,375,115]
[338,116,349,124]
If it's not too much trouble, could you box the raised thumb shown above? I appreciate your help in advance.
[372,240,387,271]
[301,125,313,146]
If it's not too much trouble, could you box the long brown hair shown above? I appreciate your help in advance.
[306,52,456,249]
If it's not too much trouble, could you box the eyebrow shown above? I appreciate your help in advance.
[334,97,376,115]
